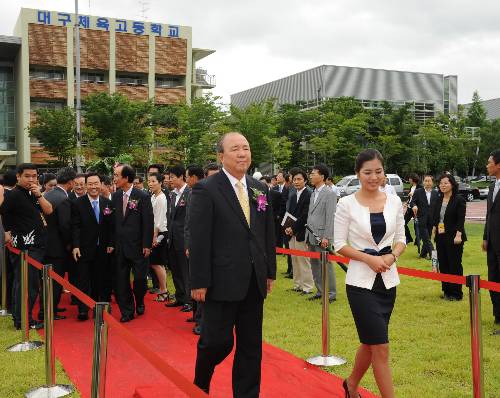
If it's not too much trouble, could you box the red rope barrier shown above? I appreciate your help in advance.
[103,312,208,398]
[275,246,500,291]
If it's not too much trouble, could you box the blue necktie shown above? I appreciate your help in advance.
[92,200,100,223]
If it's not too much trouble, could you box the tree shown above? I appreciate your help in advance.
[28,107,77,166]
[467,91,487,128]
[83,93,153,166]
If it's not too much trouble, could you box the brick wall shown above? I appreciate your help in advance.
[155,37,187,76]
[79,29,110,70]
[154,87,186,105]
[116,85,149,101]
[81,82,110,97]
[116,33,149,73]
[30,79,67,100]
[30,144,56,164]
[29,24,67,67]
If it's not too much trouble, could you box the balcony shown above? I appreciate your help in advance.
[195,68,216,88]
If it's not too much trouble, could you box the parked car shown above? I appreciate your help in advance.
[458,183,480,202]
[336,174,404,197]
[479,187,489,199]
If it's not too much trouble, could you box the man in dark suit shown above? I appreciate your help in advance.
[482,149,500,334]
[284,169,314,294]
[40,167,77,321]
[273,171,292,277]
[110,164,154,323]
[411,175,439,259]
[260,175,282,241]
[71,173,113,320]
[189,132,276,397]
[165,165,192,312]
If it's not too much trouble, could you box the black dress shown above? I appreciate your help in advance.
[346,212,397,345]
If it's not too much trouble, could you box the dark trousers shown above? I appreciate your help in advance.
[418,221,434,258]
[39,255,67,318]
[169,245,191,305]
[487,247,500,318]
[436,235,463,299]
[76,248,108,313]
[194,273,264,398]
[114,251,148,318]
[10,247,44,326]
[404,208,413,243]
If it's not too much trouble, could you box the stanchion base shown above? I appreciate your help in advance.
[306,354,347,367]
[25,385,74,398]
[0,309,11,316]
[7,341,43,352]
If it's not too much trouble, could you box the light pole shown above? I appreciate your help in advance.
[75,0,83,172]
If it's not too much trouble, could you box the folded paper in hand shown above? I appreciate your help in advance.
[281,211,297,229]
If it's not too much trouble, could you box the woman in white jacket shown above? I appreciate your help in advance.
[334,149,406,398]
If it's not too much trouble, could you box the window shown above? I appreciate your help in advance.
[116,74,146,86]
[389,178,400,186]
[31,100,64,110]
[155,76,183,88]
[348,179,359,187]
[81,71,105,83]
[30,67,65,81]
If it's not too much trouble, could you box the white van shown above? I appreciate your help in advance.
[336,174,404,197]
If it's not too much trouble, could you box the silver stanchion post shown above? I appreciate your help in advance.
[7,250,43,352]
[0,244,9,316]
[467,275,485,398]
[25,264,74,397]
[91,302,110,398]
[307,250,346,366]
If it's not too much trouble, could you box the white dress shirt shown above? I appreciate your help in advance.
[222,168,249,201]
[174,183,187,206]
[151,191,168,232]
[296,187,306,203]
[334,193,406,289]
[313,183,326,204]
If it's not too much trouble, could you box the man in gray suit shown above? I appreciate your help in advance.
[305,164,337,302]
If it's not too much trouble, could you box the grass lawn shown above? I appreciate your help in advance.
[264,222,499,397]
[0,222,497,397]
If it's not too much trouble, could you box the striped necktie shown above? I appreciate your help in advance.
[236,181,250,225]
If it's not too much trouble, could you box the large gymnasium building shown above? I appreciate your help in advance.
[0,8,215,166]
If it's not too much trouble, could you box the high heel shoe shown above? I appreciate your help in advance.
[342,380,361,398]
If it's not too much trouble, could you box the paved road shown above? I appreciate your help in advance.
[466,199,486,223]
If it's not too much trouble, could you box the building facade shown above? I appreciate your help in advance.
[463,97,500,121]
[0,8,215,166]
[231,65,457,123]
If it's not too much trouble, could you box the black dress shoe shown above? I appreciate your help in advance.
[494,316,500,325]
[77,312,89,321]
[120,315,133,323]
[300,291,313,295]
[180,304,193,312]
[186,317,195,323]
[56,307,67,313]
[30,321,44,330]
[285,273,293,279]
[329,297,337,303]
[193,325,201,335]
[287,288,301,292]
[136,305,145,316]
[165,301,183,308]
[307,294,321,301]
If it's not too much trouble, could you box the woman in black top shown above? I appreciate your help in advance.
[432,174,467,300]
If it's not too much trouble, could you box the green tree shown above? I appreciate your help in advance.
[83,93,153,166]
[28,107,76,166]
[467,91,487,128]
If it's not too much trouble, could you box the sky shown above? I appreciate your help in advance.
[2,0,499,106]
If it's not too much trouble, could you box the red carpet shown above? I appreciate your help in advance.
[39,293,379,398]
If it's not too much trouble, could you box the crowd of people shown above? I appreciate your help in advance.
[0,132,499,397]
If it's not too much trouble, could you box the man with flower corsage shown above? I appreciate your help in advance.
[189,132,276,397]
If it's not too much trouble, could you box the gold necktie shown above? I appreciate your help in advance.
[236,181,250,225]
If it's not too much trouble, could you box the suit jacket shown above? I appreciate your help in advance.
[71,195,112,259]
[432,193,467,242]
[410,187,439,226]
[334,193,406,289]
[44,186,72,258]
[305,185,337,246]
[288,188,311,242]
[188,171,276,301]
[169,185,191,252]
[110,187,154,259]
[483,181,500,248]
